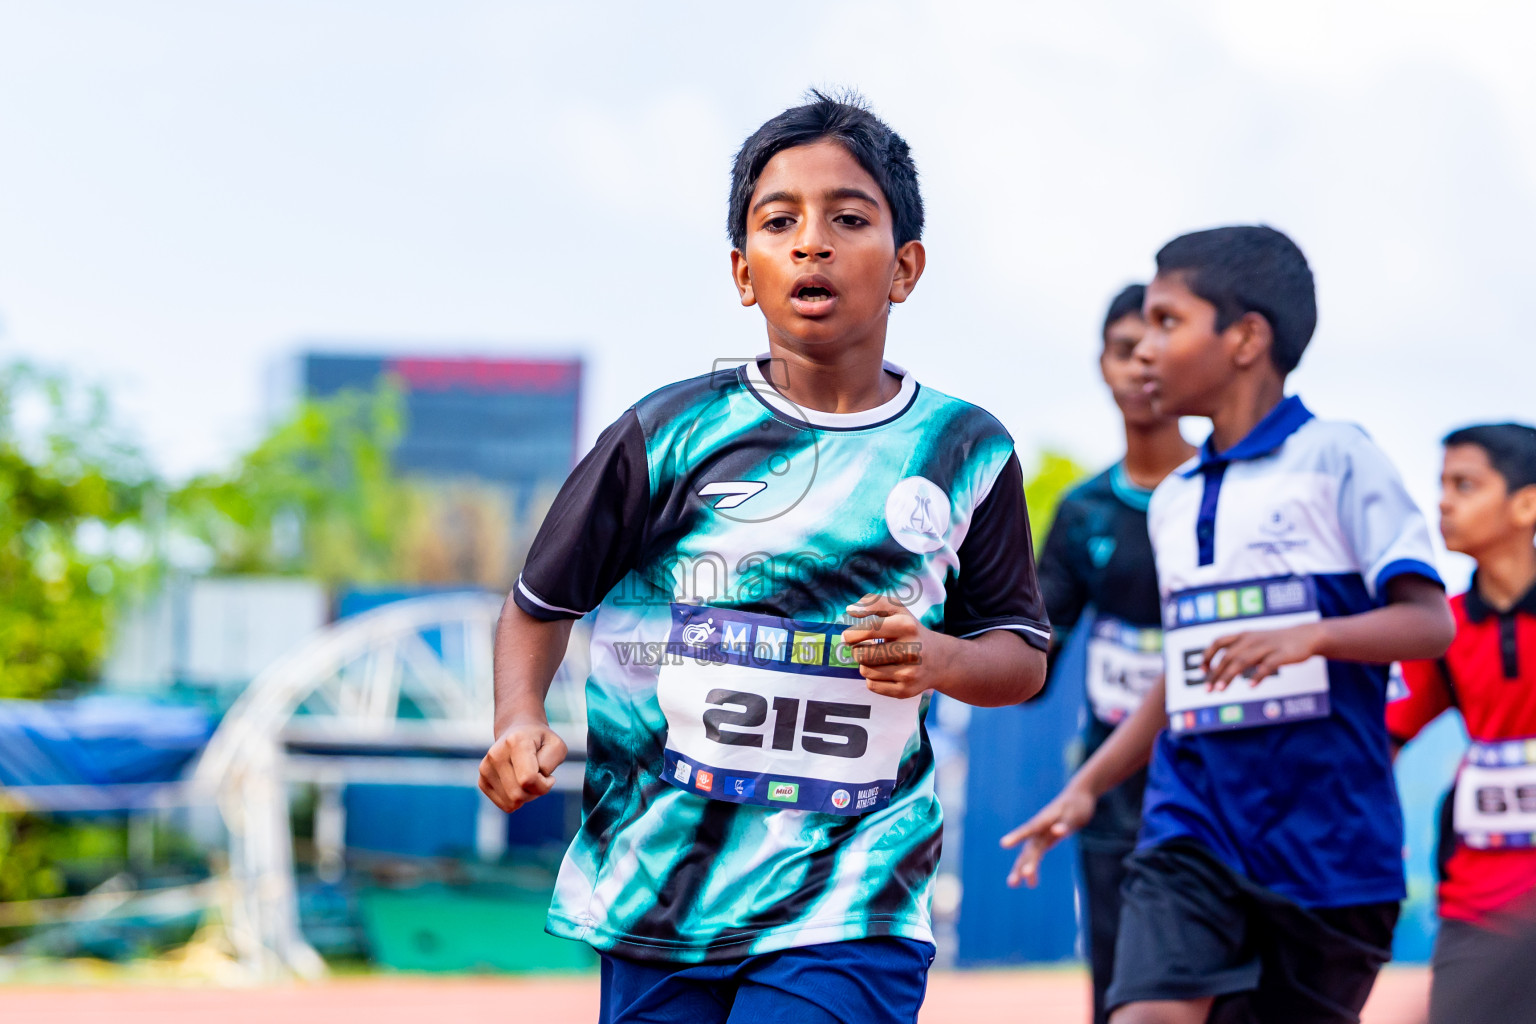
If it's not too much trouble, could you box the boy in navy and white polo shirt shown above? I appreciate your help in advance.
[1003,226,1454,1024]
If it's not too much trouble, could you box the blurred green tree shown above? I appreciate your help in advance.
[1023,448,1090,555]
[169,384,416,587]
[0,364,156,700]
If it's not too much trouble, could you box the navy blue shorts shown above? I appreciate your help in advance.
[598,937,935,1024]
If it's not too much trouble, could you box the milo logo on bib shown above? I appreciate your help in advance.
[656,603,923,816]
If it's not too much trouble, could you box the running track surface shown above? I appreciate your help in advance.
[0,967,1431,1023]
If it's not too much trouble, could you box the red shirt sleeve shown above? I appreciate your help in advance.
[1386,656,1453,745]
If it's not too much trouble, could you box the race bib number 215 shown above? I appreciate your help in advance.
[656,604,923,816]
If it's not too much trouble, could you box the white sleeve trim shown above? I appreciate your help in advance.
[516,576,589,617]
[960,622,1051,642]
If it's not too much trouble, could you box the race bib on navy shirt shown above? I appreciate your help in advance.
[1163,575,1329,735]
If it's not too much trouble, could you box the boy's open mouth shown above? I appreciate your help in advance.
[789,275,839,317]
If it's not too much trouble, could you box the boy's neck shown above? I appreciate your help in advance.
[761,337,899,415]
[1122,419,1196,490]
[1474,535,1536,612]
[1206,371,1287,455]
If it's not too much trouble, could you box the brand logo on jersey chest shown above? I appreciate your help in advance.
[698,481,767,509]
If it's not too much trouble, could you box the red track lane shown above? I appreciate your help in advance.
[0,967,1431,1024]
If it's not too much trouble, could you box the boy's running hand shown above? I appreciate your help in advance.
[842,593,943,699]
[1000,783,1097,888]
[1201,622,1322,692]
[479,720,568,813]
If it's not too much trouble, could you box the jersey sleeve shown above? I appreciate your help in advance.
[942,452,1051,651]
[1386,657,1454,745]
[512,408,651,621]
[1035,494,1088,669]
[1336,433,1444,598]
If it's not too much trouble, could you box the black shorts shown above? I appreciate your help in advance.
[1080,833,1136,1024]
[1105,840,1398,1024]
[1429,918,1536,1024]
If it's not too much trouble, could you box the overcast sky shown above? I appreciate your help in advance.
[3,1,1533,586]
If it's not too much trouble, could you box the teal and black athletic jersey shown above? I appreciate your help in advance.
[513,357,1049,963]
[1036,463,1161,843]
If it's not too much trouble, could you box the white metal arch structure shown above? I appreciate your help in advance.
[192,592,589,980]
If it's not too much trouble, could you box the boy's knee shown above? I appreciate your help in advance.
[1109,998,1211,1024]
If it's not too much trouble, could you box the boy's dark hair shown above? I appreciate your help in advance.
[1443,423,1536,492]
[728,90,923,253]
[1155,225,1317,375]
[1102,283,1146,338]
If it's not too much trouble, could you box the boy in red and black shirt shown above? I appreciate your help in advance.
[1388,422,1536,1024]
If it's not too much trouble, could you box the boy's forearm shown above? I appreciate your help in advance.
[932,630,1047,706]
[1308,576,1453,664]
[492,599,575,736]
[1071,676,1167,799]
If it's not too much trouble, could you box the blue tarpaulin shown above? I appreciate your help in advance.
[0,697,214,791]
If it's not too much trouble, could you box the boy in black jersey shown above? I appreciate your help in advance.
[1003,284,1195,1024]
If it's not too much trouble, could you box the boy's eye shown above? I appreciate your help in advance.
[1160,315,1177,330]
[763,215,794,231]
[834,213,869,227]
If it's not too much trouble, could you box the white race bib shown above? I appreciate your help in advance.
[1454,739,1536,849]
[655,604,922,816]
[1162,576,1330,735]
[1085,614,1163,726]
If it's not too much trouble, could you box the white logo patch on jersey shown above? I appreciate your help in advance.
[699,480,767,509]
[885,476,952,553]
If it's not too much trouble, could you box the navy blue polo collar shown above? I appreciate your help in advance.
[1181,395,1315,478]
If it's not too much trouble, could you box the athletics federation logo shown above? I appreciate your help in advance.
[831,789,851,810]
[885,476,952,554]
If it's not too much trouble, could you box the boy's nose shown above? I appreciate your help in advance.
[792,242,834,261]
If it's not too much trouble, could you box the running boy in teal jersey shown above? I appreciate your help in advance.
[478,91,1050,1024]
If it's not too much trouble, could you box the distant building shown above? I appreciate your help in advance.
[300,351,584,589]
[302,354,582,488]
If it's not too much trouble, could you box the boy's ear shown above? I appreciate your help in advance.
[1227,311,1274,371]
[730,249,756,307]
[1511,483,1536,531]
[888,241,926,304]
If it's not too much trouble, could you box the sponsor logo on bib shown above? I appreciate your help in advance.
[831,789,851,809]
[674,761,692,784]
[769,782,800,803]
[696,770,714,792]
